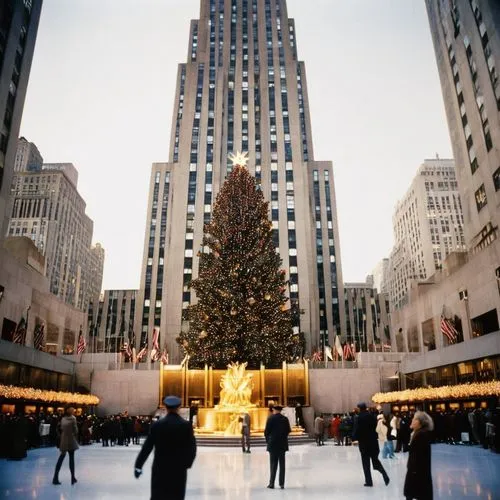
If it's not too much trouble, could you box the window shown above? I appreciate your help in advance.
[475,184,487,211]
[493,167,500,191]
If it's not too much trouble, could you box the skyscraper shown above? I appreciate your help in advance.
[425,0,500,252]
[7,162,104,312]
[0,0,43,239]
[389,159,465,310]
[138,0,345,362]
[14,136,43,172]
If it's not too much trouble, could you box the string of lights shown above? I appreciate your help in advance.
[372,380,500,404]
[0,384,100,405]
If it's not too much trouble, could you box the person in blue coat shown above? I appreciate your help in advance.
[134,396,197,500]
[264,405,291,489]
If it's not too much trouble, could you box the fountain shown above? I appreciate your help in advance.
[196,362,271,436]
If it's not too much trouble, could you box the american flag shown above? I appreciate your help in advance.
[160,347,169,365]
[441,315,458,343]
[343,343,354,360]
[13,315,27,344]
[33,323,45,350]
[150,328,160,361]
[311,350,322,363]
[137,341,148,361]
[77,328,86,354]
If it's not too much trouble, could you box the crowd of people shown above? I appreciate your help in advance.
[314,405,499,454]
[0,410,155,460]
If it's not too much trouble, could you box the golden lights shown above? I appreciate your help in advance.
[372,380,500,404]
[0,384,100,405]
[228,150,249,168]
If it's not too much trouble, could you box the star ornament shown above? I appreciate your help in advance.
[228,151,249,168]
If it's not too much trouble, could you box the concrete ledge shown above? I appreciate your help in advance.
[401,331,500,373]
[0,339,75,375]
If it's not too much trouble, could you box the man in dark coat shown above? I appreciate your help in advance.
[264,405,291,489]
[352,402,390,487]
[134,396,197,500]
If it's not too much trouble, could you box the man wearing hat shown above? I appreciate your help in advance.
[352,402,390,488]
[264,404,291,489]
[134,395,197,500]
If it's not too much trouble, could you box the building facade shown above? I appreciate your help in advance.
[0,237,85,355]
[426,0,500,252]
[7,162,104,312]
[137,0,345,362]
[0,0,43,238]
[371,258,390,294]
[389,159,466,310]
[14,136,42,172]
[344,282,391,352]
[91,289,137,353]
[389,1,500,385]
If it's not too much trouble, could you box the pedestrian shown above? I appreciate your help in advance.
[352,402,390,488]
[314,413,325,446]
[134,396,197,500]
[239,412,251,453]
[385,414,396,458]
[264,404,291,490]
[52,407,79,485]
[404,411,434,500]
[295,403,305,428]
[376,413,388,457]
[331,414,341,445]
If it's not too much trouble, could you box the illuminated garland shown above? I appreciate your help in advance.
[0,384,100,405]
[372,380,500,404]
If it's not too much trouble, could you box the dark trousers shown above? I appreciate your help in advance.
[152,469,187,500]
[360,448,388,485]
[268,451,286,487]
[53,450,76,481]
[241,429,250,451]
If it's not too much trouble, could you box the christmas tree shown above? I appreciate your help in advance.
[177,154,296,368]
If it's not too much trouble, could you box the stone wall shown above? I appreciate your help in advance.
[309,368,381,414]
[85,369,160,416]
[79,367,383,418]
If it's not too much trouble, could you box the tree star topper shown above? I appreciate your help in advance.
[228,151,249,168]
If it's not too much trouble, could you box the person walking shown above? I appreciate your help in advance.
[52,407,79,485]
[239,412,251,453]
[404,411,434,500]
[376,413,389,457]
[385,415,396,458]
[314,414,325,446]
[331,414,341,445]
[134,396,197,500]
[352,402,390,488]
[264,404,291,490]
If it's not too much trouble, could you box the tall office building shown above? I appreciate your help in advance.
[92,289,137,353]
[0,0,43,239]
[138,0,345,362]
[7,162,104,312]
[344,282,391,352]
[389,159,466,310]
[371,258,390,294]
[14,136,43,172]
[426,0,500,252]
[388,2,500,382]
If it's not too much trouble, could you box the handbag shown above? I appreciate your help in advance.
[391,428,397,438]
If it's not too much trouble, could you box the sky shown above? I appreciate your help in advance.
[19,0,453,290]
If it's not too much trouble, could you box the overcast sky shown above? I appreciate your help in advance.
[19,0,452,290]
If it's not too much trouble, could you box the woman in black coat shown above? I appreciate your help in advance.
[404,411,434,500]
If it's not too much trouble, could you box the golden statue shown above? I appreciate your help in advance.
[215,362,256,436]
[219,362,254,408]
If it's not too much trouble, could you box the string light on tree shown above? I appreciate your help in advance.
[177,153,295,368]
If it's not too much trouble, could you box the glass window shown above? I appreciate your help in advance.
[475,184,487,211]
